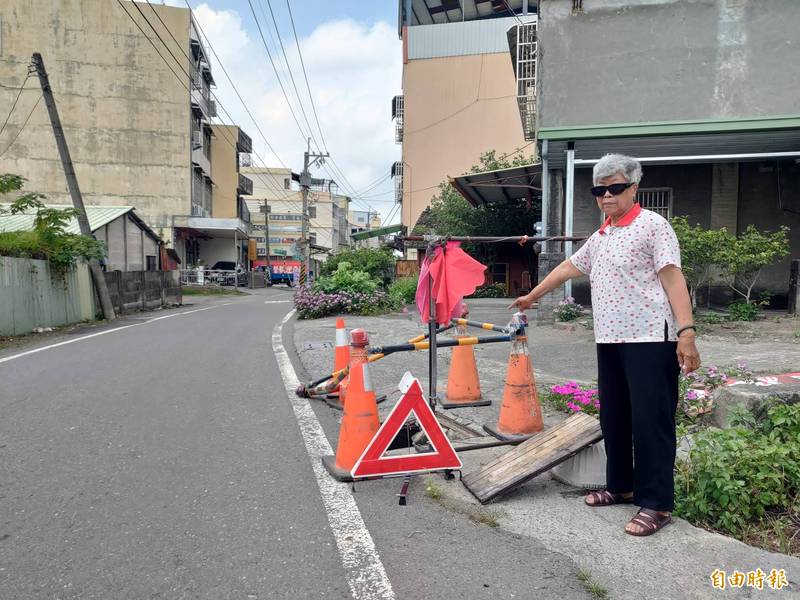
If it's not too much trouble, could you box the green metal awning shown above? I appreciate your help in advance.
[538,114,800,141]
[351,224,402,241]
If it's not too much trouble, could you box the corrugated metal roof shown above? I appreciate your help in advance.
[407,16,534,60]
[545,129,800,170]
[0,205,133,235]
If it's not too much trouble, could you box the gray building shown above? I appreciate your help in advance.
[506,0,800,306]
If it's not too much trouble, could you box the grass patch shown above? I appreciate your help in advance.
[576,570,611,600]
[424,476,502,528]
[181,286,247,296]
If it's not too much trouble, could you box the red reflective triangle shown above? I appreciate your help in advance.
[351,378,462,478]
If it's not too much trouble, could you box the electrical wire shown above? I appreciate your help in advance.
[137,0,325,229]
[261,0,318,148]
[0,94,42,159]
[285,0,327,151]
[0,73,32,139]
[245,0,370,209]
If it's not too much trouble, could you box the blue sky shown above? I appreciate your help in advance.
[170,0,403,222]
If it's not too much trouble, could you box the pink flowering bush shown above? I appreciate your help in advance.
[294,285,398,319]
[544,380,600,416]
[679,363,754,418]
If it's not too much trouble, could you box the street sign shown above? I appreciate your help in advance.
[351,373,462,479]
[273,248,287,256]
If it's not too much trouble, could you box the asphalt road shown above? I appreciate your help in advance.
[0,289,589,600]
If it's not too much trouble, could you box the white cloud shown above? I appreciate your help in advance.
[187,4,402,222]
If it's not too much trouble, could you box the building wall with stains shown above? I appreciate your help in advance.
[0,1,192,238]
[537,0,800,127]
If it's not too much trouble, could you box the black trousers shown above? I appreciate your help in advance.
[596,339,680,512]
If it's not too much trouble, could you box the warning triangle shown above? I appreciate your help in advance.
[351,375,462,479]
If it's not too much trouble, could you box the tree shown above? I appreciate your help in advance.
[715,225,790,304]
[670,216,731,308]
[0,174,105,273]
[414,150,540,271]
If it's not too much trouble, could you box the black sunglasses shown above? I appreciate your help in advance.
[591,182,635,197]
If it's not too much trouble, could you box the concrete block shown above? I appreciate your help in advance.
[712,382,800,428]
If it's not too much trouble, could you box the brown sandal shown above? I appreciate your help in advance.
[585,490,634,507]
[626,508,672,536]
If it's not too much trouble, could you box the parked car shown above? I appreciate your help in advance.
[209,261,248,286]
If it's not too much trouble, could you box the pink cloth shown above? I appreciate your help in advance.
[415,242,487,324]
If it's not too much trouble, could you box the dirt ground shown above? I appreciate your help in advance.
[696,311,800,343]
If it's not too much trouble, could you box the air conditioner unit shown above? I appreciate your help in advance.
[192,130,202,150]
[207,100,217,118]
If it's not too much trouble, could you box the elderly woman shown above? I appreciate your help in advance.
[511,154,700,537]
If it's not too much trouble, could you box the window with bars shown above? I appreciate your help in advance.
[637,188,673,218]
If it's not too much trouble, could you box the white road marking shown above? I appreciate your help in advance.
[0,305,218,365]
[264,300,292,304]
[272,310,395,600]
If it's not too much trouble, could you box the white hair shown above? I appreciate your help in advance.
[593,154,642,186]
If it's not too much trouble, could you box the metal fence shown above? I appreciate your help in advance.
[180,268,268,289]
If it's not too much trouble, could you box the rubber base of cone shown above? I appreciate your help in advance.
[439,396,491,409]
[483,423,535,442]
[321,455,354,482]
[325,394,387,411]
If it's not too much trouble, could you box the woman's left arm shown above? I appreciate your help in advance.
[658,265,701,373]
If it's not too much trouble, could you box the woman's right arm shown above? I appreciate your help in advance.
[508,259,585,310]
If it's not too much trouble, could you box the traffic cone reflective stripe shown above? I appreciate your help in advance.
[325,318,351,409]
[333,317,350,374]
[485,313,543,441]
[323,328,380,481]
[440,322,490,409]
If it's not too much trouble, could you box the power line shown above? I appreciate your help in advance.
[286,0,327,150]
[244,0,368,209]
[261,0,318,147]
[246,0,312,145]
[0,72,33,139]
[136,0,319,225]
[0,94,42,159]
[118,0,326,230]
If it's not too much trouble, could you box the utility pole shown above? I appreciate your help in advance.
[32,53,116,321]
[299,138,328,286]
[260,201,271,272]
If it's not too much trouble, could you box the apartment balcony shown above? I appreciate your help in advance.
[238,173,253,196]
[192,145,211,177]
[391,161,404,204]
[392,95,404,144]
[237,129,253,154]
[507,21,538,142]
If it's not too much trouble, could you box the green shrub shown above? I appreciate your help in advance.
[468,283,506,298]
[0,175,104,273]
[674,403,800,536]
[321,248,395,286]
[389,277,417,306]
[314,261,378,295]
[727,299,764,322]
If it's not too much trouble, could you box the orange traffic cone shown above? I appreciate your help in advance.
[322,328,381,481]
[484,312,544,441]
[440,321,489,409]
[325,318,350,409]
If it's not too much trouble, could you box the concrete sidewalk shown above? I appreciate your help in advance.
[290,301,800,600]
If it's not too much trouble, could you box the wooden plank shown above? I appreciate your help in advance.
[473,428,603,502]
[466,415,599,488]
[462,414,603,504]
[466,415,592,487]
